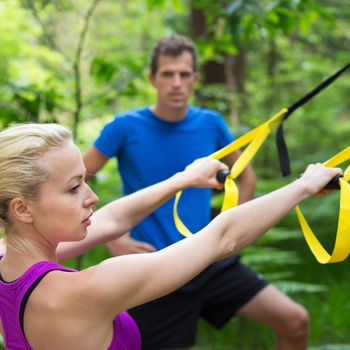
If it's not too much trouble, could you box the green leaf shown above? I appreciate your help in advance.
[146,0,166,10]
[90,56,117,83]
[225,0,243,15]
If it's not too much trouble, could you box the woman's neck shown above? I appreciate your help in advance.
[0,240,57,281]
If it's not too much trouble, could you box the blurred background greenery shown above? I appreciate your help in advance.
[1,0,350,348]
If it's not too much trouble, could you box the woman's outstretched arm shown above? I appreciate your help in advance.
[56,157,226,261]
[78,163,341,316]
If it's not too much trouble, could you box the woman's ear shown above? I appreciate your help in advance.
[9,198,34,224]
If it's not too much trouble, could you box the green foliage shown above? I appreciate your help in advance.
[1,0,350,348]
[191,0,333,60]
[0,0,65,125]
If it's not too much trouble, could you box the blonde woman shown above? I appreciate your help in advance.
[0,123,341,350]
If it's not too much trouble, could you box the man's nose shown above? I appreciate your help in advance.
[172,73,182,86]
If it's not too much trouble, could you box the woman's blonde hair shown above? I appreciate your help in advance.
[0,123,72,231]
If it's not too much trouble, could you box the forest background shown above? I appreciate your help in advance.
[0,0,350,349]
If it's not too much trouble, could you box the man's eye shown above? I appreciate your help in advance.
[161,72,173,78]
[180,72,192,78]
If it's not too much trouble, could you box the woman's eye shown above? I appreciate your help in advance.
[69,185,80,194]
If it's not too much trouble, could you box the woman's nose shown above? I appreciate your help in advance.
[84,183,99,206]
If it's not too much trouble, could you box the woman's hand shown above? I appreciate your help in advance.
[182,157,228,190]
[298,163,343,197]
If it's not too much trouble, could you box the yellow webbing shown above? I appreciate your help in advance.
[295,146,350,263]
[173,108,288,237]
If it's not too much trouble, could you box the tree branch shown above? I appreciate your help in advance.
[0,102,34,121]
[26,0,71,62]
[72,0,102,139]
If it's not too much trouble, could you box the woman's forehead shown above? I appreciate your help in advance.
[42,142,85,181]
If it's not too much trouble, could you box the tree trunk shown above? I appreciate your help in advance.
[189,3,247,124]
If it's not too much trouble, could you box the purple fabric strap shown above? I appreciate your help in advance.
[0,258,141,349]
[109,311,141,350]
[0,259,75,349]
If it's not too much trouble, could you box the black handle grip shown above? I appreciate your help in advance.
[324,174,342,190]
[216,169,230,183]
[298,173,342,190]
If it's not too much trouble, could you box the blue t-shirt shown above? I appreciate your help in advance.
[94,106,234,250]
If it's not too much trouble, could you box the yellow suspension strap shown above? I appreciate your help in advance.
[174,61,350,238]
[173,108,288,237]
[295,146,350,263]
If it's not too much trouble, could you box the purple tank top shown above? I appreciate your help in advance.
[0,258,141,350]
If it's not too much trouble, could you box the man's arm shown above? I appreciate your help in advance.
[83,145,109,180]
[105,233,156,255]
[222,149,257,204]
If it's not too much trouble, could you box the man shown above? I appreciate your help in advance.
[84,35,309,350]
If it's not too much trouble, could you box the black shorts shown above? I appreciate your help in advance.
[128,257,269,350]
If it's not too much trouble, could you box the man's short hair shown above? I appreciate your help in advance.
[150,35,198,75]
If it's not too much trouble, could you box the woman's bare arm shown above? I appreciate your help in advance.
[78,164,341,318]
[56,157,226,261]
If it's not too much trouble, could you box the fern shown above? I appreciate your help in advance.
[273,281,328,294]
[309,345,350,350]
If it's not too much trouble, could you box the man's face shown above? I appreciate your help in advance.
[149,51,199,111]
